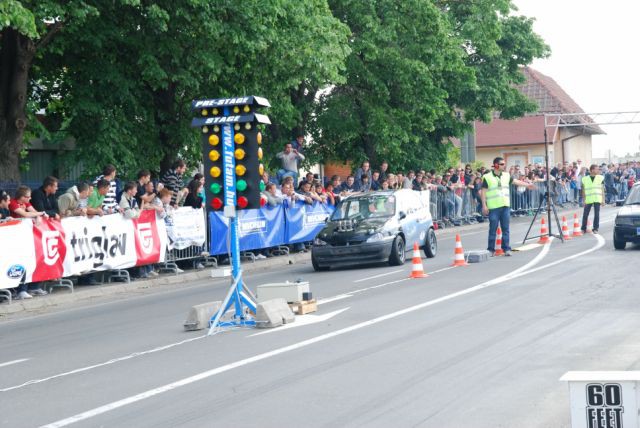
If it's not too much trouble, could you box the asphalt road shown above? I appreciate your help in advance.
[2,206,639,428]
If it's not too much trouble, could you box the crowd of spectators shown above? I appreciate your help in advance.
[0,159,207,299]
[2,143,638,300]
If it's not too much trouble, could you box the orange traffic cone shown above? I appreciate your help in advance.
[572,213,583,237]
[538,217,550,244]
[494,227,505,256]
[409,242,428,278]
[587,219,593,233]
[452,234,468,266]
[561,216,572,240]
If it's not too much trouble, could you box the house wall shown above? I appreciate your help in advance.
[476,144,550,169]
[560,131,592,165]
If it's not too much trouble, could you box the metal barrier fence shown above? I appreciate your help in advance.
[159,209,217,273]
[428,181,582,229]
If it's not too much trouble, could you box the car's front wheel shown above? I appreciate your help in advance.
[389,235,406,266]
[423,228,437,258]
[613,231,626,250]
[311,253,330,271]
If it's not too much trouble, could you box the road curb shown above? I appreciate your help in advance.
[0,252,310,317]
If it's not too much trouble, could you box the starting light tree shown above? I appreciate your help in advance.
[191,95,270,332]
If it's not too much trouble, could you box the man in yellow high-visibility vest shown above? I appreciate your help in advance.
[481,157,535,256]
[581,164,605,234]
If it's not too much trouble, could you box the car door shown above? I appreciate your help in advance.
[397,192,420,250]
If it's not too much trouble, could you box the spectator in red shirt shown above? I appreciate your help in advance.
[9,186,46,220]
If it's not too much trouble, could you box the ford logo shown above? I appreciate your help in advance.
[7,264,25,280]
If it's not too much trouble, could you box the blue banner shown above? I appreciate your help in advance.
[209,204,286,255]
[284,201,334,244]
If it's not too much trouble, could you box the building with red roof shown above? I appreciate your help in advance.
[474,67,604,169]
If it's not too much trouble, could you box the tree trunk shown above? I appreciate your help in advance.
[0,28,35,182]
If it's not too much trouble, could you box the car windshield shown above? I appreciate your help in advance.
[624,186,640,205]
[331,195,396,220]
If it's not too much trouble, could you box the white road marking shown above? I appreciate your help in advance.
[248,308,351,337]
[353,269,404,283]
[317,294,352,305]
[500,234,606,283]
[0,336,205,393]
[42,233,604,428]
[0,359,29,369]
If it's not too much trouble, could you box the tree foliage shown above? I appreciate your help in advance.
[35,0,349,178]
[311,0,549,173]
[2,0,548,182]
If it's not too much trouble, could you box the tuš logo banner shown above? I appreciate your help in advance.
[32,218,66,281]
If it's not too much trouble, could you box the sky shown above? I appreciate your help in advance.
[512,0,640,159]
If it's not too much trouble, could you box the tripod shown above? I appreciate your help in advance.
[523,189,564,244]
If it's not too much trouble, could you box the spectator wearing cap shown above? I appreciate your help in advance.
[58,182,92,217]
[93,164,119,213]
[31,176,61,220]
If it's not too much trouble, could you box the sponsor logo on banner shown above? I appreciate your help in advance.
[32,219,66,281]
[303,206,329,228]
[136,223,154,255]
[68,225,128,269]
[239,216,267,236]
[7,264,25,280]
[132,211,161,266]
[42,230,62,265]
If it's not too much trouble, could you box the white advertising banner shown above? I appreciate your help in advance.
[167,207,206,250]
[0,220,37,290]
[0,210,168,287]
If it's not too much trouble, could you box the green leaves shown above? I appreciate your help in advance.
[9,0,548,180]
[1,0,38,38]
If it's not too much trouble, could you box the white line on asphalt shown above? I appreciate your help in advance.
[353,269,404,283]
[496,234,606,284]
[248,308,351,337]
[0,336,205,393]
[0,359,29,369]
[44,235,599,428]
[317,294,352,305]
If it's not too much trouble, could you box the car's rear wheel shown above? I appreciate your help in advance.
[613,232,626,250]
[311,253,330,271]
[389,235,406,266]
[423,228,437,258]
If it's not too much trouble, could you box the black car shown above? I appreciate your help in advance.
[311,190,437,271]
[613,183,640,250]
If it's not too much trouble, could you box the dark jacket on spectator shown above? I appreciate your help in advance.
[183,193,203,209]
[31,186,59,217]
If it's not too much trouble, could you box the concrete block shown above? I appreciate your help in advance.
[257,281,310,303]
[465,250,491,263]
[183,301,222,331]
[211,268,232,278]
[255,298,295,329]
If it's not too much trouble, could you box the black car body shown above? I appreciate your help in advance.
[614,183,640,249]
[311,190,437,270]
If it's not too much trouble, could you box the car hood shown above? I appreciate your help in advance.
[618,205,640,217]
[318,217,390,242]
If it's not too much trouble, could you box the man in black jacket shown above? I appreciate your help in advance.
[31,176,60,220]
